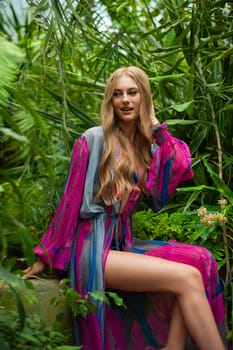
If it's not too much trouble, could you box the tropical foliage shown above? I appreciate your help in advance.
[0,0,232,347]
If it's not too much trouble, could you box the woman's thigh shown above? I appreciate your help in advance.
[105,250,201,294]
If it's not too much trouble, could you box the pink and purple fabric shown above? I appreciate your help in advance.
[34,124,226,349]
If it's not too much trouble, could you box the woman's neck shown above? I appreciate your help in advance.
[117,121,136,143]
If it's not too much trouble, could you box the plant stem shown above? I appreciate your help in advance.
[195,61,230,318]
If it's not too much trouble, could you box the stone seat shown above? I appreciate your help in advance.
[0,278,73,335]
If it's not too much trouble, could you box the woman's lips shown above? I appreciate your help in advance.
[121,107,133,112]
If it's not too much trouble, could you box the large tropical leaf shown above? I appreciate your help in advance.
[0,36,24,107]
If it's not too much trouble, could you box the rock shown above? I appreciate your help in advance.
[0,278,73,332]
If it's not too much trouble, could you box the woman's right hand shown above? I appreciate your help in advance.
[22,260,46,280]
[150,104,160,128]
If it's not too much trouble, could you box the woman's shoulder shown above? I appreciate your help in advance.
[82,126,104,148]
[83,126,103,138]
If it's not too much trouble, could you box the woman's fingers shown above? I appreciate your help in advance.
[22,260,46,279]
[150,109,160,127]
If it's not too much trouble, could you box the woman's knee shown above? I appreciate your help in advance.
[177,265,204,294]
[191,246,216,288]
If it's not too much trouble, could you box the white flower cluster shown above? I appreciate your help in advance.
[197,199,228,227]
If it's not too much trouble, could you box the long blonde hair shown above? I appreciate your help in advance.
[95,66,153,204]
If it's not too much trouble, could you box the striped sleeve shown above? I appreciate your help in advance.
[145,123,194,211]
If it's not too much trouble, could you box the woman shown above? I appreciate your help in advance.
[24,66,226,350]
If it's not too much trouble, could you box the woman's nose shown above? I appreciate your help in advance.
[122,92,129,103]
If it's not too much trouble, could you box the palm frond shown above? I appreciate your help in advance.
[0,36,24,107]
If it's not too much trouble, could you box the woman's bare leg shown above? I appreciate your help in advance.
[163,300,187,350]
[105,250,225,350]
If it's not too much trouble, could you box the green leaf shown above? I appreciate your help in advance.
[0,128,29,142]
[170,100,193,112]
[0,266,36,302]
[88,290,107,303]
[218,104,233,113]
[107,291,126,308]
[8,285,26,331]
[203,160,233,204]
[177,185,218,192]
[0,338,10,350]
[166,119,197,126]
[0,36,25,107]
[150,73,185,82]
[182,190,202,212]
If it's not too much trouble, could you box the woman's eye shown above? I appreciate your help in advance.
[128,90,138,96]
[113,91,122,97]
[113,90,138,97]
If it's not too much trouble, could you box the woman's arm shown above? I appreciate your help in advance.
[32,136,89,271]
[145,123,194,211]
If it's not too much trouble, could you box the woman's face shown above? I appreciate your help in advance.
[111,74,141,126]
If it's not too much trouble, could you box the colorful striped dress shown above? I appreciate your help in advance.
[34,124,226,349]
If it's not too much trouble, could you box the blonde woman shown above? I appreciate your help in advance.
[24,67,226,350]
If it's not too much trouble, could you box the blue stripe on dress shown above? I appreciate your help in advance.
[98,302,105,350]
[70,231,79,287]
[216,280,223,296]
[136,294,161,348]
[132,247,147,254]
[161,158,171,206]
[146,239,168,245]
[132,240,168,254]
[87,239,96,291]
[105,217,114,247]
